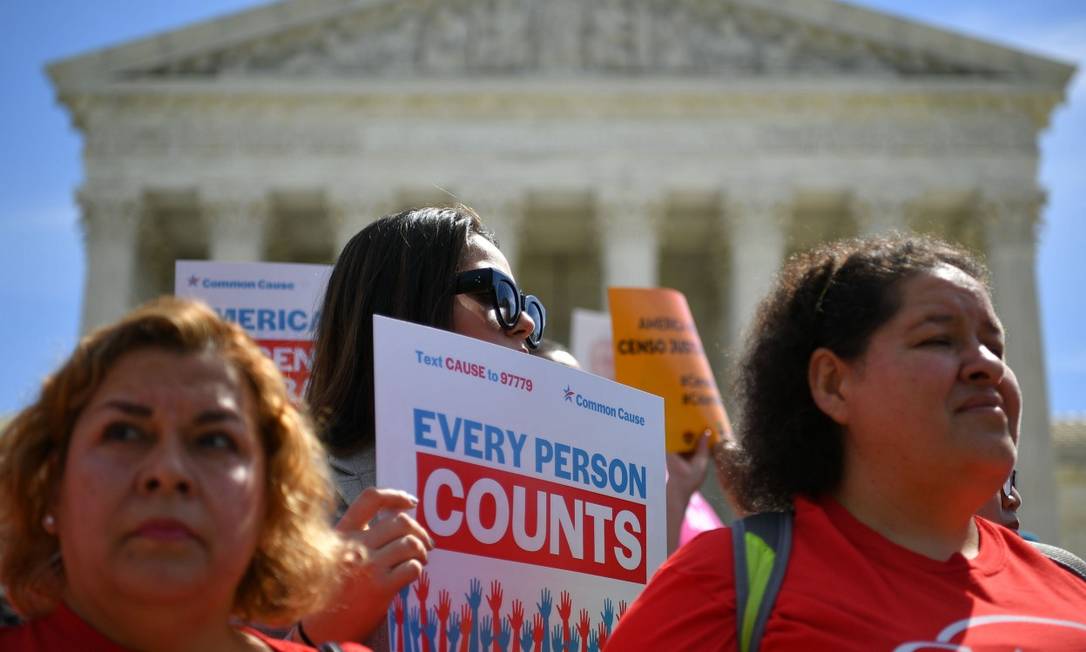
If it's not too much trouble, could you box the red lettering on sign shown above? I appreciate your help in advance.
[257,339,313,400]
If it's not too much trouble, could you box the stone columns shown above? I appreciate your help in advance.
[203,191,267,261]
[852,190,911,236]
[724,189,789,350]
[597,192,660,304]
[981,191,1060,543]
[330,193,391,257]
[466,194,526,272]
[78,190,142,333]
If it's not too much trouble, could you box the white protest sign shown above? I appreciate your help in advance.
[374,315,665,652]
[571,308,614,380]
[174,260,330,399]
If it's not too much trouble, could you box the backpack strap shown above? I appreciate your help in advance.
[731,511,794,652]
[1030,541,1086,582]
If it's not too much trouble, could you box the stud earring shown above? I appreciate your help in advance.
[42,513,56,534]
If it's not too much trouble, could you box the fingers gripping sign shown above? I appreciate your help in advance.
[302,486,435,643]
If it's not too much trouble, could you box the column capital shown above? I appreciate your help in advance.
[200,188,269,230]
[458,191,528,270]
[594,190,665,235]
[978,191,1045,246]
[848,189,914,236]
[327,190,397,226]
[459,192,528,230]
[597,189,661,291]
[77,189,142,239]
[723,187,793,228]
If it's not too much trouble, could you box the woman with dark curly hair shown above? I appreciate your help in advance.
[608,235,1086,651]
[0,297,366,651]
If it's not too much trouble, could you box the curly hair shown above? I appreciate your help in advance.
[729,234,988,513]
[0,297,349,623]
[306,205,495,455]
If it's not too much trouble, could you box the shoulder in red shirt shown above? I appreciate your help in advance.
[608,497,1086,651]
[0,603,370,652]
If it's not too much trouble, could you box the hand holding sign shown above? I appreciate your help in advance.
[301,486,434,642]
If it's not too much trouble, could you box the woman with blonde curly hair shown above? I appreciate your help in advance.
[0,297,366,651]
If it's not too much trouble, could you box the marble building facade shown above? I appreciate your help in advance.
[49,0,1074,542]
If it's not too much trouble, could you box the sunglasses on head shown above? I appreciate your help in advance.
[455,267,546,349]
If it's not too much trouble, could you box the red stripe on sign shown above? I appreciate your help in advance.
[416,452,647,583]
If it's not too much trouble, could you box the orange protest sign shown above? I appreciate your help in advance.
[608,287,732,453]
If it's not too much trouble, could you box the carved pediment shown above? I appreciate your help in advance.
[50,0,1074,91]
[127,0,996,80]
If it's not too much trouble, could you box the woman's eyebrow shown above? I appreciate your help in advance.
[906,313,954,330]
[101,399,152,417]
[195,409,243,425]
[983,318,1005,338]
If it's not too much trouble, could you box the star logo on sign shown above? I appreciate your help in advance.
[563,385,575,402]
[187,275,199,287]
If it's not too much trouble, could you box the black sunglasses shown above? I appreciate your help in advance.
[454,267,546,349]
[1002,469,1017,498]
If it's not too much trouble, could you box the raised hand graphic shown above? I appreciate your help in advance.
[417,573,432,652]
[600,599,614,636]
[409,607,422,652]
[520,622,534,652]
[486,580,504,651]
[458,605,473,652]
[466,578,483,652]
[536,589,553,652]
[532,614,545,652]
[447,611,462,652]
[509,599,525,652]
[423,607,438,652]
[479,616,494,652]
[487,580,504,614]
[497,617,512,652]
[437,590,452,652]
[587,630,599,652]
[400,585,413,652]
[394,594,405,652]
[557,592,572,648]
[416,571,431,604]
[549,625,563,652]
[576,610,590,652]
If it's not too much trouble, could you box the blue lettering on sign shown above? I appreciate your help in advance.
[414,409,438,448]
[213,307,316,334]
[411,406,648,499]
[462,419,483,459]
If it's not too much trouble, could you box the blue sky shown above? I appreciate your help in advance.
[0,1,1083,416]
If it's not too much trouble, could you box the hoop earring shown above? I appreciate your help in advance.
[42,513,56,534]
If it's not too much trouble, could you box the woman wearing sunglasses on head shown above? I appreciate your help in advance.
[297,205,544,649]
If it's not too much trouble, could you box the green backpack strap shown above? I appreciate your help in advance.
[731,510,794,652]
[1030,541,1086,582]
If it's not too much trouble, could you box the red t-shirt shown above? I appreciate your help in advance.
[0,602,370,652]
[608,497,1086,651]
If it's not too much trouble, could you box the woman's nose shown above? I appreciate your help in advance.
[962,342,1005,385]
[509,308,536,343]
[137,437,192,496]
[1004,486,1023,513]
